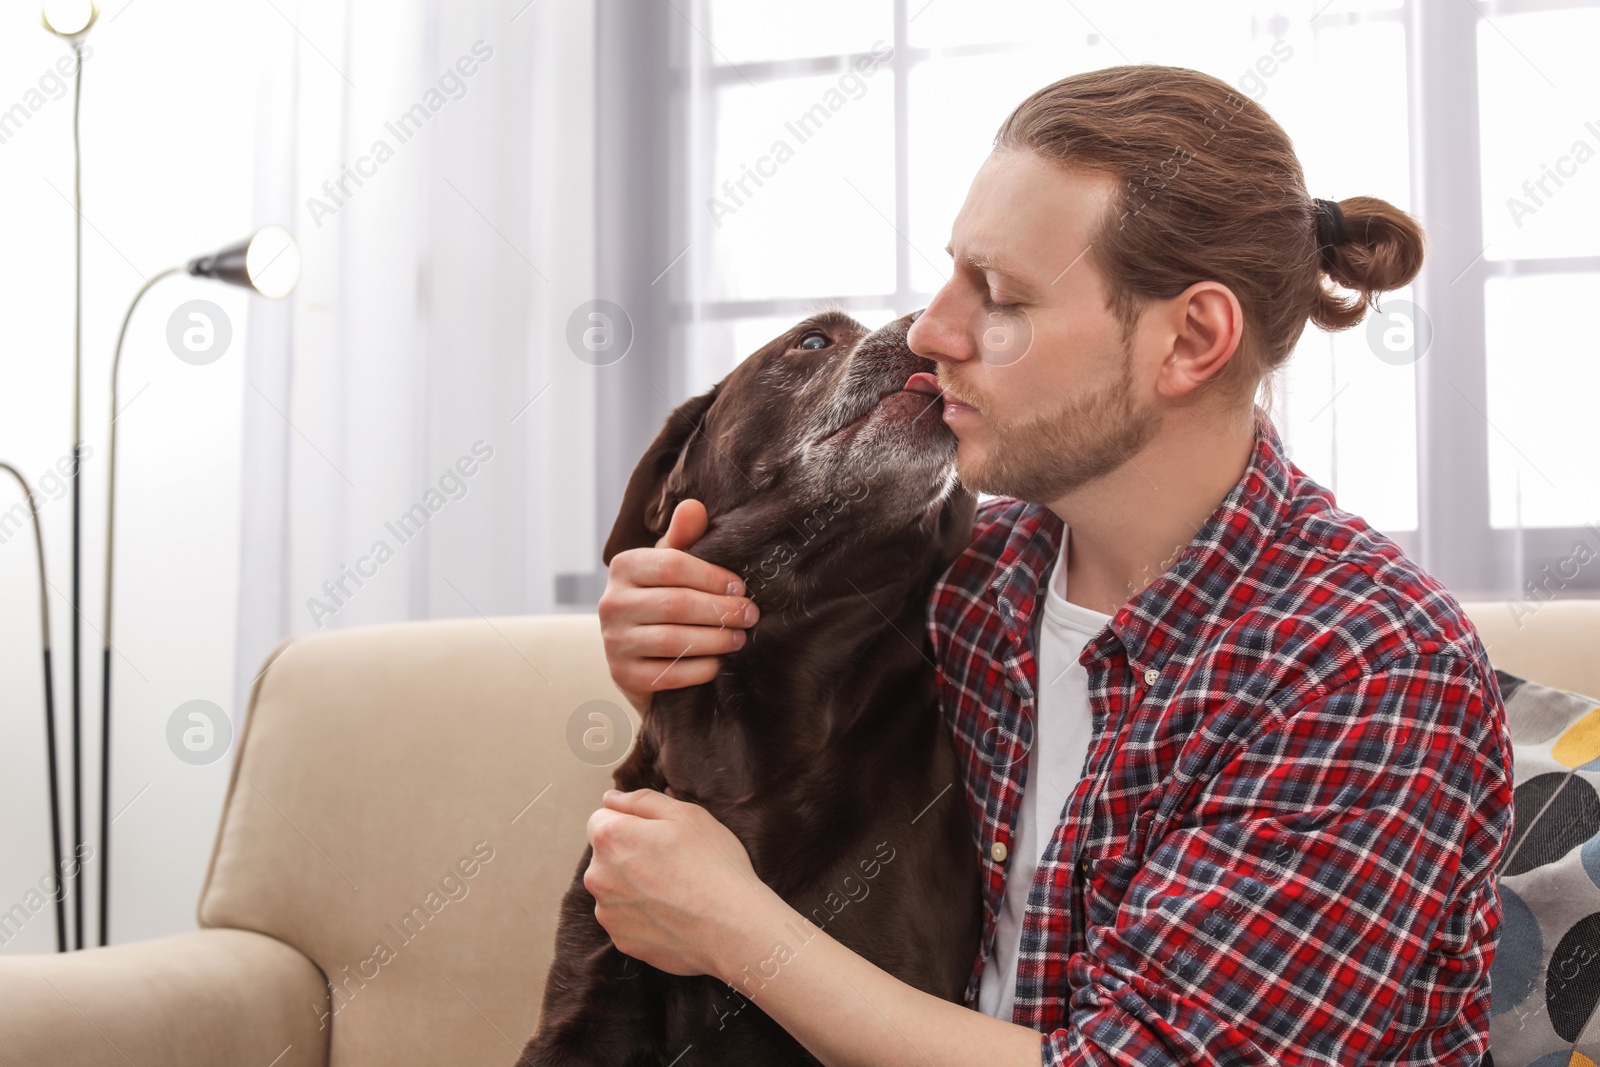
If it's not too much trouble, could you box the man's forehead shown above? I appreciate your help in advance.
[945,165,1113,291]
[951,153,1114,249]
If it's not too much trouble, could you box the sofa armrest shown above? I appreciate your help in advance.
[0,928,329,1067]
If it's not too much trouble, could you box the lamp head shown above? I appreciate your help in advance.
[41,0,97,39]
[186,225,301,299]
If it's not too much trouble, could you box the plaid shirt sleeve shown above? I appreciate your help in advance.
[1039,647,1512,1066]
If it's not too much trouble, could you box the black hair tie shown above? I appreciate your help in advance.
[1313,197,1347,272]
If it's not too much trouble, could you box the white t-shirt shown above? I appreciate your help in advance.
[978,529,1112,1021]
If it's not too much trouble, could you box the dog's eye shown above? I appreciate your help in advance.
[795,331,830,351]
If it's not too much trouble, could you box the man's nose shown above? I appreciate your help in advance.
[905,300,968,367]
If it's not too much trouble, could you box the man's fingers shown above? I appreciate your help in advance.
[603,583,757,632]
[612,622,747,662]
[601,787,677,819]
[617,653,723,695]
[656,499,709,552]
[647,588,757,631]
[597,498,757,709]
[616,546,748,600]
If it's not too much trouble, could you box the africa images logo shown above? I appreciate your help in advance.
[705,40,893,228]
[305,441,495,628]
[304,41,495,229]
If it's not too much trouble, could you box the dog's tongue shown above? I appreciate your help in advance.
[904,372,941,395]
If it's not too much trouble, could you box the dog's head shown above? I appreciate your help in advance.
[603,309,973,605]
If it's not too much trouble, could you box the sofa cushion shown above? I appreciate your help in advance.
[197,615,626,1067]
[0,928,328,1067]
[1488,669,1600,1065]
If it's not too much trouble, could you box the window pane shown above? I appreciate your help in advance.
[1090,0,1285,74]
[1288,21,1412,211]
[1477,9,1600,261]
[1268,17,1415,533]
[1272,285,1419,533]
[706,72,897,301]
[708,0,892,66]
[908,49,1090,293]
[907,11,1406,285]
[1484,273,1600,528]
[907,0,1344,61]
[907,0,1094,51]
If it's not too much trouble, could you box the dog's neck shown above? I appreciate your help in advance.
[635,490,973,886]
[651,508,952,769]
[647,540,940,844]
[741,522,941,685]
[634,541,945,904]
[693,483,936,607]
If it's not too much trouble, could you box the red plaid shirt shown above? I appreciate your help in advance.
[929,411,1513,1064]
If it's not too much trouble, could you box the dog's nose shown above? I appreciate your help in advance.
[906,308,925,324]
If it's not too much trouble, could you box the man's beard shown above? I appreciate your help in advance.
[940,347,1161,503]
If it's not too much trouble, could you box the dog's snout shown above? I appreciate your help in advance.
[906,308,925,324]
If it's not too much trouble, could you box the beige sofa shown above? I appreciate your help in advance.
[2,603,1597,1067]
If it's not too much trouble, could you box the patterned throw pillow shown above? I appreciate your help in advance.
[1489,669,1600,1067]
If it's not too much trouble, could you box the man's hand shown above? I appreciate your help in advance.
[598,498,760,715]
[584,787,778,980]
[585,790,1043,1066]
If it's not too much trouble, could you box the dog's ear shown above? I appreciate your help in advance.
[602,384,721,565]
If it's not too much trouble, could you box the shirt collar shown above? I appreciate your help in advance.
[985,407,1294,674]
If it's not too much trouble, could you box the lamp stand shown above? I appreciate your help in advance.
[0,464,67,953]
[68,36,86,954]
[93,226,297,946]
[98,267,182,947]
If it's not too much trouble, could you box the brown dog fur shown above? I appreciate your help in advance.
[517,309,982,1066]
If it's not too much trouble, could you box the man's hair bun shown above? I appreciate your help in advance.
[1311,196,1426,332]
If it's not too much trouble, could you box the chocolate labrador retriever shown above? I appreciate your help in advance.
[516,308,982,1066]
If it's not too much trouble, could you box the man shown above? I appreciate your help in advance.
[583,65,1512,1065]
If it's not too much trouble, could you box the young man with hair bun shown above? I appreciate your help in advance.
[584,64,1510,1066]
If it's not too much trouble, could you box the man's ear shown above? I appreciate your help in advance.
[602,384,721,565]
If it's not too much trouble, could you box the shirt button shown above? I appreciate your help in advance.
[1143,667,1159,685]
[991,840,1008,863]
[1078,858,1091,876]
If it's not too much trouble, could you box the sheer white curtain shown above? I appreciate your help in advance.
[2,0,601,951]
[234,0,603,715]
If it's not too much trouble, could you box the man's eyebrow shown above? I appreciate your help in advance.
[943,244,1039,292]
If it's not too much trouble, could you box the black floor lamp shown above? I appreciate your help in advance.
[41,0,97,954]
[98,225,300,946]
[0,465,67,953]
